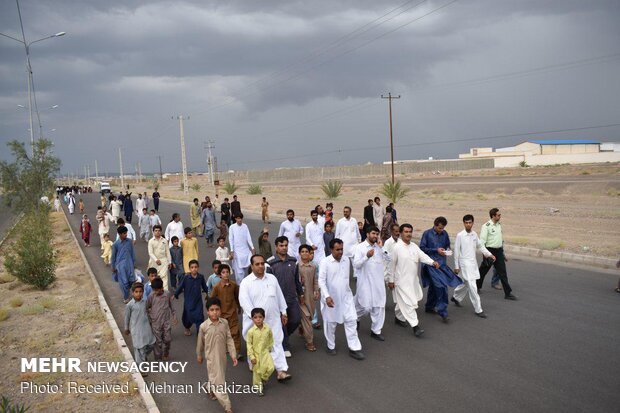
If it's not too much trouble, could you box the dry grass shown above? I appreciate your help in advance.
[19,303,45,315]
[538,239,565,250]
[8,297,23,307]
[39,296,58,309]
[0,274,16,284]
[0,307,9,321]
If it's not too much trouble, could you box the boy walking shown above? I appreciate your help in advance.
[246,307,275,396]
[147,277,177,360]
[101,233,113,265]
[298,245,319,351]
[175,259,209,336]
[197,297,238,413]
[169,236,184,289]
[181,227,199,273]
[210,264,241,358]
[138,208,151,242]
[124,282,156,376]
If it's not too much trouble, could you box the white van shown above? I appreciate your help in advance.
[100,182,111,195]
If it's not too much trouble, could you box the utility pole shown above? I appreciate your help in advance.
[134,162,139,183]
[94,159,99,180]
[87,164,90,186]
[137,162,142,183]
[83,165,87,184]
[381,92,401,185]
[118,147,125,190]
[157,155,163,185]
[205,140,215,187]
[174,115,190,195]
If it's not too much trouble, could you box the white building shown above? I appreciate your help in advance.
[459,139,620,167]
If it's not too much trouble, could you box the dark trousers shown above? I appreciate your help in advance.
[153,198,159,211]
[477,247,512,296]
[282,299,301,351]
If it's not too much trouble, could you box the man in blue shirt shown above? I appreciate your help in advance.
[419,217,462,322]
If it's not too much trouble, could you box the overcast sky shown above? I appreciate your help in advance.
[1,0,619,175]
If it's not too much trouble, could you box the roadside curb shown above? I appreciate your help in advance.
[502,244,617,269]
[60,209,160,413]
[162,197,617,270]
[0,212,24,249]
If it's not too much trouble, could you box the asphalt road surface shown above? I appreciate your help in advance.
[63,194,619,413]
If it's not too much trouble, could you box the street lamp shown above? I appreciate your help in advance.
[0,30,65,155]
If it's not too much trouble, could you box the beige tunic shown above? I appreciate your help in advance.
[196,318,237,410]
[148,236,172,290]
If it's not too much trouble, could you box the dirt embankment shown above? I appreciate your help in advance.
[0,212,146,412]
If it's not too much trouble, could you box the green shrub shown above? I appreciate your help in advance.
[321,180,343,199]
[223,182,239,195]
[0,308,9,322]
[190,183,201,191]
[519,160,529,168]
[380,180,410,203]
[0,395,30,412]
[4,208,57,290]
[247,184,263,195]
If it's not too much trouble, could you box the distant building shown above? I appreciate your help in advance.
[459,139,620,167]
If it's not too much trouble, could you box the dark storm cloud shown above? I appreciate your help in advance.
[1,0,619,174]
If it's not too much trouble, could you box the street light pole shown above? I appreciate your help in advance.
[1,0,65,156]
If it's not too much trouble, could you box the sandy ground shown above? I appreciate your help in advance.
[0,212,146,412]
[114,163,619,258]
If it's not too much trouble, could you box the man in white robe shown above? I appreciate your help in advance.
[68,193,76,214]
[148,225,172,290]
[97,207,114,244]
[335,206,361,276]
[115,218,136,244]
[319,238,365,360]
[135,194,147,218]
[353,226,388,341]
[229,213,255,284]
[382,223,402,320]
[305,209,325,265]
[278,209,303,260]
[452,214,495,318]
[164,213,185,248]
[372,197,385,230]
[111,197,122,222]
[387,223,439,337]
[239,255,291,381]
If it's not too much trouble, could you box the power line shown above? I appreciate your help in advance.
[225,122,620,168]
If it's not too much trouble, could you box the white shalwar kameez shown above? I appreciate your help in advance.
[135,197,147,217]
[239,272,288,372]
[305,220,325,264]
[387,239,434,327]
[278,219,304,259]
[335,217,361,258]
[382,236,402,319]
[164,220,184,248]
[373,204,384,229]
[319,255,362,351]
[148,236,172,291]
[353,240,388,335]
[111,200,122,221]
[229,222,254,284]
[68,196,76,214]
[453,229,492,314]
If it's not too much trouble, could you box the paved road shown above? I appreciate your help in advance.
[64,194,620,413]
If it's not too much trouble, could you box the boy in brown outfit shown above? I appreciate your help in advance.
[210,264,242,359]
[298,244,319,351]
